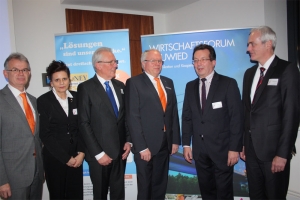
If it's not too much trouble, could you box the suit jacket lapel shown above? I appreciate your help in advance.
[193,78,202,114]
[244,66,257,109]
[142,73,163,111]
[2,86,33,134]
[112,79,123,120]
[48,91,68,118]
[203,72,219,116]
[91,75,117,119]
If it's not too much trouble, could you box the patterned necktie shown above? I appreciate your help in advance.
[252,67,265,104]
[20,93,35,134]
[256,67,266,89]
[104,81,118,118]
[201,78,207,113]
[154,77,167,112]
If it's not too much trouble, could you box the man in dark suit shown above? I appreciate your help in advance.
[0,53,44,199]
[125,49,181,200]
[182,44,243,200]
[77,47,131,200]
[240,26,299,199]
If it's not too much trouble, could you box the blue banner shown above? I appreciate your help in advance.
[141,28,252,199]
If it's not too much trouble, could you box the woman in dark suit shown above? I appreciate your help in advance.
[37,60,85,199]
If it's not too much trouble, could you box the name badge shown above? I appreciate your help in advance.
[73,109,78,115]
[212,101,222,109]
[268,79,278,86]
[121,89,124,94]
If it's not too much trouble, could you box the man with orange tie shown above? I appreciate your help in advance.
[0,53,44,199]
[125,49,181,200]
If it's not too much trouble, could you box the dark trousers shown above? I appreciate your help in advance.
[194,138,234,200]
[44,154,83,200]
[246,137,290,200]
[88,157,126,200]
[134,132,169,200]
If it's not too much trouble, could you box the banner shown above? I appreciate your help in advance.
[141,28,252,200]
[55,29,136,199]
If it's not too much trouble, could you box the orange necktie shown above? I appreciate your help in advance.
[154,77,167,112]
[20,93,35,134]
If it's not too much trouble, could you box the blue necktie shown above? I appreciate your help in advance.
[104,81,118,118]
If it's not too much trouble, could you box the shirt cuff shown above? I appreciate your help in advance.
[95,151,105,160]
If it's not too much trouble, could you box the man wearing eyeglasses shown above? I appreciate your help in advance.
[77,47,131,199]
[182,44,243,200]
[0,53,44,199]
[125,49,181,200]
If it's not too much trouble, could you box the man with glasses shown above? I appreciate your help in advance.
[77,47,131,199]
[182,44,243,200]
[0,53,44,199]
[125,49,181,200]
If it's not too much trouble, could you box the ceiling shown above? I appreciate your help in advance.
[60,0,200,14]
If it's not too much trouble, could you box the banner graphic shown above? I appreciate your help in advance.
[141,28,252,200]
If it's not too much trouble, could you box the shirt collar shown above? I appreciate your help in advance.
[144,71,161,81]
[258,54,275,71]
[199,70,215,83]
[8,84,26,97]
[96,73,111,86]
[52,87,73,101]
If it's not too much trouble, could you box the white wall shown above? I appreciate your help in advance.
[9,0,300,199]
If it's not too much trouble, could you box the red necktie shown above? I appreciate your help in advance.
[20,93,35,134]
[154,77,167,112]
[252,67,265,104]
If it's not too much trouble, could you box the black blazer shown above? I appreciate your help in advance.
[77,75,130,161]
[37,90,84,164]
[182,72,243,169]
[125,73,181,155]
[242,56,300,161]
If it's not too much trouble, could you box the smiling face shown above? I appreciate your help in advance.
[50,71,70,96]
[247,30,273,65]
[142,50,163,78]
[95,51,118,80]
[193,49,215,78]
[3,59,31,91]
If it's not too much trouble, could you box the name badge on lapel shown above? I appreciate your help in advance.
[268,79,278,86]
[121,89,124,94]
[212,101,222,109]
[73,108,78,115]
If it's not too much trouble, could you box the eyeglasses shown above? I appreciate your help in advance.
[97,60,118,65]
[6,68,31,73]
[144,60,164,65]
[192,58,211,64]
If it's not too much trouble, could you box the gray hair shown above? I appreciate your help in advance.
[4,52,30,70]
[140,49,161,69]
[250,26,277,50]
[92,47,113,69]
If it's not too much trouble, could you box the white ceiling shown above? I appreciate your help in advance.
[60,0,200,14]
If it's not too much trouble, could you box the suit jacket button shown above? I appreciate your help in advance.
[201,121,204,124]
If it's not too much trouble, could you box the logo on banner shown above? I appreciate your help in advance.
[70,73,88,91]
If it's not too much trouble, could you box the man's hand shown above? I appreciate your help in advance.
[0,183,11,199]
[122,142,131,160]
[240,146,246,161]
[183,147,193,164]
[271,156,287,173]
[140,149,151,162]
[97,154,112,166]
[171,144,179,155]
[227,151,239,166]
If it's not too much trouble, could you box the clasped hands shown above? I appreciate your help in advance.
[66,152,85,168]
